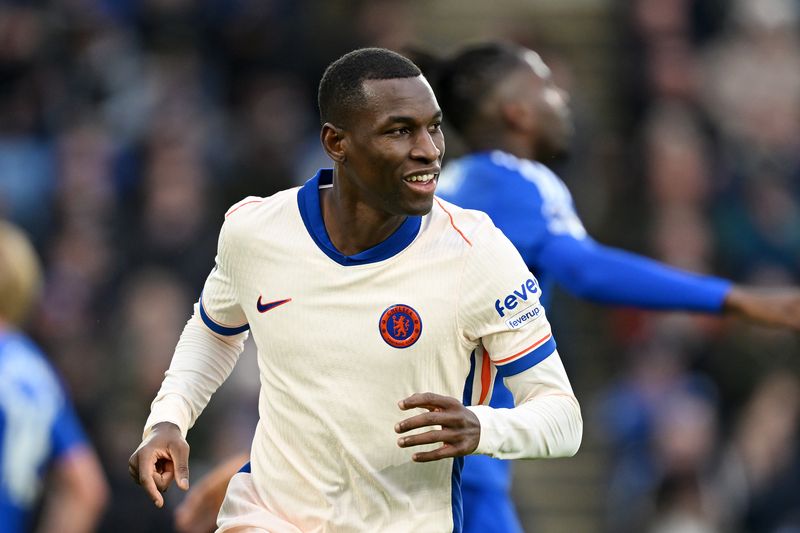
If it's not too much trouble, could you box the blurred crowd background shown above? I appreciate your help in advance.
[1,0,799,532]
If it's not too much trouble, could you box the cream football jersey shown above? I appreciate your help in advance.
[150,169,566,532]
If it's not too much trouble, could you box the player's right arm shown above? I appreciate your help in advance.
[129,210,251,507]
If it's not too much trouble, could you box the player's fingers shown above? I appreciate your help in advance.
[410,444,458,463]
[128,449,146,483]
[399,392,459,411]
[154,462,175,493]
[395,411,453,434]
[397,428,455,449]
[128,459,139,483]
[168,439,191,491]
[140,471,165,508]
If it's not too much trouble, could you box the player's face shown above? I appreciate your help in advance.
[339,76,444,216]
[520,51,573,160]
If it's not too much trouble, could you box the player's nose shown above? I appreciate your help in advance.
[410,130,442,163]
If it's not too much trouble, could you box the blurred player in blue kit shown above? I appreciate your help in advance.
[418,41,800,533]
[172,42,800,533]
[0,221,108,533]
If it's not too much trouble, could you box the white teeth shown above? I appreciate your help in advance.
[405,174,435,183]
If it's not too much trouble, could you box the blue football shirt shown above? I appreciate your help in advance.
[438,150,730,497]
[0,330,88,533]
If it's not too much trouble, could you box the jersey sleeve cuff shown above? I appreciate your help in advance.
[143,393,193,439]
[199,297,249,336]
[494,336,556,378]
[467,404,503,456]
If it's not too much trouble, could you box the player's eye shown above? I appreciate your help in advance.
[429,122,442,133]
[388,127,412,135]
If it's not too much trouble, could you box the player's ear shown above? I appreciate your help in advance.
[321,123,347,163]
[500,101,533,133]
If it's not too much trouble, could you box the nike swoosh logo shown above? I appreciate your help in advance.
[257,297,292,313]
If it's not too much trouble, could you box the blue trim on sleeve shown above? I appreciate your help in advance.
[496,337,557,378]
[238,461,251,473]
[297,169,422,266]
[199,297,249,336]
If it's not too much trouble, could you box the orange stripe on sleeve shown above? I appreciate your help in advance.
[225,199,263,218]
[478,350,492,405]
[494,333,552,365]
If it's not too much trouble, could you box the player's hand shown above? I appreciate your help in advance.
[128,422,191,508]
[723,286,800,330]
[395,392,480,462]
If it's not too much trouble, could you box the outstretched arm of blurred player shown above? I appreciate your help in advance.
[129,311,248,507]
[538,235,800,329]
[36,445,109,533]
[174,452,249,533]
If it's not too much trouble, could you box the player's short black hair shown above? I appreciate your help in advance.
[318,47,422,127]
[411,42,527,135]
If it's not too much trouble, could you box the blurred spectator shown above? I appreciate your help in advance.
[598,334,719,533]
[715,372,800,532]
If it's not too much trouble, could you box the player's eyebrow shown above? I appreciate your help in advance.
[385,110,443,124]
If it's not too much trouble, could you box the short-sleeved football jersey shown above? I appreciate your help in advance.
[197,169,558,532]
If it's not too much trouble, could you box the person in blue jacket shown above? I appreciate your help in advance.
[0,221,109,533]
[414,41,800,533]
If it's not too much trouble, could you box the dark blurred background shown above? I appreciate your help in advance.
[1,1,799,532]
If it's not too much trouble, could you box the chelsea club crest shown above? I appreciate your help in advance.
[379,304,422,349]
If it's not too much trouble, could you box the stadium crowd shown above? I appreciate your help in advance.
[1,1,799,532]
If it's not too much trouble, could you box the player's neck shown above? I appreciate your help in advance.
[319,185,406,257]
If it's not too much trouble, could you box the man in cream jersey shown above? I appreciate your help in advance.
[129,47,582,532]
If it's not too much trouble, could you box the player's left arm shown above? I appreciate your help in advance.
[460,219,582,459]
[465,352,582,460]
[396,216,582,461]
[395,355,581,461]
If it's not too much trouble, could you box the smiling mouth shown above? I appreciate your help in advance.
[403,173,437,184]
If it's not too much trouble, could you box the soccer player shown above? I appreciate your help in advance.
[416,41,800,533]
[0,221,109,533]
[128,48,582,532]
[173,42,800,533]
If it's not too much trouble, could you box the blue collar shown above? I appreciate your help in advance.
[297,169,422,266]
